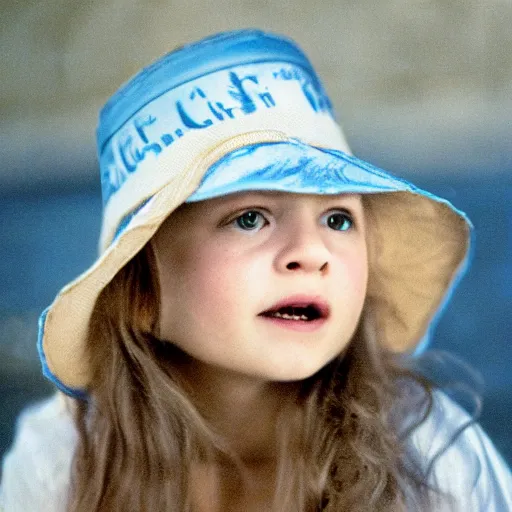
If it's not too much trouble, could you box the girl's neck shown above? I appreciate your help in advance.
[172,353,298,462]
[182,364,297,512]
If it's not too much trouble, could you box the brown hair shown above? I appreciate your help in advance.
[67,244,443,511]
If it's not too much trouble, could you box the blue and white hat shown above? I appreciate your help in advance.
[38,29,472,397]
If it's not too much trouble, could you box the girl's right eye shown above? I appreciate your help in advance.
[233,210,268,231]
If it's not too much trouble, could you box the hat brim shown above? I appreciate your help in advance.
[185,139,411,202]
[39,133,472,397]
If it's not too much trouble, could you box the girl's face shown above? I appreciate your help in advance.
[152,191,368,382]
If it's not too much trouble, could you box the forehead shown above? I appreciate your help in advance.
[184,190,364,211]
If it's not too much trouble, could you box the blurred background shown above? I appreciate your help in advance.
[1,0,510,468]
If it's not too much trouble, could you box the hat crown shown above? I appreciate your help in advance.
[97,29,329,156]
[96,29,336,209]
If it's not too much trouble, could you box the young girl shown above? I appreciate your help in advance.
[1,29,511,511]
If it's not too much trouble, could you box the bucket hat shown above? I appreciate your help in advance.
[38,29,472,398]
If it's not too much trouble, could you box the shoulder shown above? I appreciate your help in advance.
[1,392,77,512]
[410,390,512,511]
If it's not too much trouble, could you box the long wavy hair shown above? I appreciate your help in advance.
[67,239,456,511]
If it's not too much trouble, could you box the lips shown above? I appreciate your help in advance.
[259,295,330,321]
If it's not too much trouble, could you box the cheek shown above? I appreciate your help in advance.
[190,249,263,311]
[353,252,369,296]
[338,243,369,305]
[165,245,259,322]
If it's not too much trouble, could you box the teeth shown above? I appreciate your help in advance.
[271,312,309,321]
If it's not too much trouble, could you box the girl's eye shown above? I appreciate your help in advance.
[325,211,354,232]
[234,210,267,231]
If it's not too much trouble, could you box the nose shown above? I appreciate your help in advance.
[274,216,330,275]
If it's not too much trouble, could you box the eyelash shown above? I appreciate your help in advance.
[226,208,356,232]
[322,210,355,232]
[228,209,269,231]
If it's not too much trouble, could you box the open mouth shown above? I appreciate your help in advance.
[261,305,323,322]
[259,296,330,324]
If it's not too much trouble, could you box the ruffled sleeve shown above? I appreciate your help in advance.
[0,393,77,512]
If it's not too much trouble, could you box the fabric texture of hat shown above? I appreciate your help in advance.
[38,29,472,399]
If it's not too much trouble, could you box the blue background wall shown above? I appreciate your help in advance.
[0,169,510,467]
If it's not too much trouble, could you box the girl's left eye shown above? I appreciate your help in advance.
[324,211,354,231]
[233,210,267,231]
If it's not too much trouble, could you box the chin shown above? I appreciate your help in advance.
[259,359,333,383]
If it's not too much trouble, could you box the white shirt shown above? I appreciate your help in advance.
[1,391,511,511]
